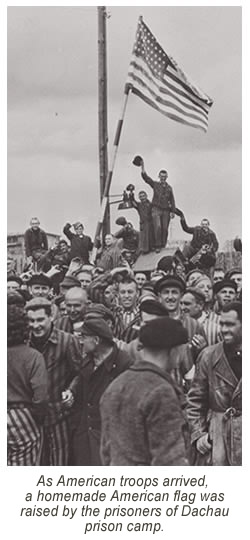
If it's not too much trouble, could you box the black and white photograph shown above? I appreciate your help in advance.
[7,4,242,472]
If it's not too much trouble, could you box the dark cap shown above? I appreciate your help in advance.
[132,155,143,166]
[81,318,113,344]
[213,279,237,295]
[139,298,169,316]
[154,275,186,295]
[139,317,188,349]
[28,273,52,288]
[224,267,242,280]
[7,275,23,286]
[115,216,127,226]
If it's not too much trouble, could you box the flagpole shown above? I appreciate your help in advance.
[92,85,131,259]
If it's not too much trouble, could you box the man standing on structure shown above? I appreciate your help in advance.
[135,157,176,252]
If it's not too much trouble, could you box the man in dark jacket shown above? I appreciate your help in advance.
[177,211,219,262]
[186,301,242,465]
[72,318,131,465]
[63,222,93,263]
[140,159,176,251]
[100,316,190,466]
[24,217,48,268]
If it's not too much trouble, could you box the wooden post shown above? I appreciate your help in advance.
[98,6,110,239]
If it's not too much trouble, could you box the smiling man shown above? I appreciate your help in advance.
[118,277,139,328]
[26,297,82,465]
[187,301,242,466]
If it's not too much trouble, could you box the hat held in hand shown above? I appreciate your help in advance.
[132,155,143,166]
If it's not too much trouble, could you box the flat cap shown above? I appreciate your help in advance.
[28,273,52,288]
[26,297,52,310]
[139,316,188,349]
[186,287,206,303]
[85,303,115,323]
[60,275,81,289]
[213,279,237,295]
[81,318,113,344]
[224,267,242,280]
[154,274,186,295]
[7,275,23,286]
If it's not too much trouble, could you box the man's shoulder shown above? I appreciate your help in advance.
[198,341,224,364]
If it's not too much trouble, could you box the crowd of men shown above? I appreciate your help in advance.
[7,168,242,466]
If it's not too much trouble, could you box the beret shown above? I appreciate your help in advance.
[26,297,52,310]
[60,275,81,289]
[213,279,237,295]
[7,275,23,286]
[81,318,113,344]
[139,316,188,349]
[7,290,25,307]
[186,287,206,303]
[139,298,169,316]
[154,274,186,295]
[28,273,52,288]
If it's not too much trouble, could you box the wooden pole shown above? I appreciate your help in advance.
[98,6,110,238]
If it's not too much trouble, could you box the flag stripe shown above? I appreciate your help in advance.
[129,75,207,130]
[129,58,209,119]
[126,17,213,132]
[131,87,207,132]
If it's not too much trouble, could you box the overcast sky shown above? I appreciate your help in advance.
[7,6,242,248]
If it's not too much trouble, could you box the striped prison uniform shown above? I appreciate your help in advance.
[29,325,82,466]
[7,343,48,466]
[7,407,42,466]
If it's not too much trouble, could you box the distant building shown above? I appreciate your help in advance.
[7,232,59,273]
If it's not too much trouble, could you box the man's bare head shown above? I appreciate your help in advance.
[65,286,88,322]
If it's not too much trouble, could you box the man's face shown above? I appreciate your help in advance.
[75,225,84,236]
[201,219,210,232]
[59,242,68,253]
[104,285,116,307]
[159,171,168,183]
[27,308,52,339]
[118,282,138,310]
[230,273,242,292]
[81,334,98,354]
[30,284,50,298]
[158,287,181,313]
[135,273,147,289]
[7,281,20,292]
[180,293,202,319]
[217,287,237,308]
[196,278,213,303]
[76,272,92,290]
[213,269,225,284]
[220,310,242,346]
[105,234,113,247]
[30,218,40,231]
[65,294,87,322]
[138,192,147,202]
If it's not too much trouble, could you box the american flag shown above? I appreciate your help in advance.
[126,18,213,132]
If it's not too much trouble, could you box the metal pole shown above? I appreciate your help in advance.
[98,6,110,238]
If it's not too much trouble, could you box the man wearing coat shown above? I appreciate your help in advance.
[100,316,191,466]
[186,301,242,466]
